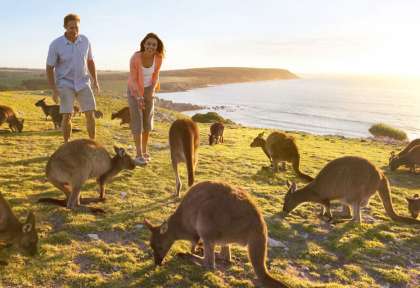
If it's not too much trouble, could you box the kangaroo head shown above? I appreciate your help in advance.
[388,156,399,171]
[250,132,265,148]
[35,98,46,107]
[406,194,419,218]
[19,211,38,256]
[113,146,136,170]
[388,151,397,165]
[144,219,173,266]
[282,181,298,215]
[16,118,24,132]
[208,134,216,145]
[111,112,116,120]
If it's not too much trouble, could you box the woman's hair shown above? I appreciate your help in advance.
[140,33,165,57]
[64,13,80,27]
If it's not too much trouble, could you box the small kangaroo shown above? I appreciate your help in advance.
[39,139,136,213]
[111,107,130,125]
[209,122,224,145]
[250,131,313,181]
[0,105,24,133]
[389,145,420,173]
[0,193,38,257]
[406,194,420,219]
[144,181,290,288]
[282,156,420,224]
[169,119,199,197]
[35,98,60,120]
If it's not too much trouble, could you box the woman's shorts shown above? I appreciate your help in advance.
[127,86,155,134]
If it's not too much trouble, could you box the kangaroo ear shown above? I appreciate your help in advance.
[286,180,291,188]
[290,182,297,193]
[21,119,25,124]
[258,132,265,138]
[406,197,412,202]
[144,219,154,231]
[414,194,419,198]
[160,221,168,234]
[42,98,46,101]
[22,212,35,233]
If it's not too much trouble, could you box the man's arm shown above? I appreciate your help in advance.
[87,59,100,94]
[46,65,59,104]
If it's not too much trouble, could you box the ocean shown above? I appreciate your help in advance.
[157,75,420,139]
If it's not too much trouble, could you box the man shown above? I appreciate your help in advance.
[46,13,99,143]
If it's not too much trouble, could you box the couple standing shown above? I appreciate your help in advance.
[46,13,164,166]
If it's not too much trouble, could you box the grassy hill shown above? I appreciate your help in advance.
[0,90,419,288]
[0,67,298,94]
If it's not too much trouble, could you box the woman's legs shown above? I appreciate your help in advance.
[142,131,149,156]
[133,133,143,157]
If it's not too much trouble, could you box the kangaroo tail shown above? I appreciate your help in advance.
[292,158,314,182]
[182,126,195,186]
[378,175,420,224]
[37,198,67,207]
[248,232,290,288]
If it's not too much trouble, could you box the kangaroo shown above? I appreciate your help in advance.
[389,145,420,173]
[169,119,200,197]
[0,105,24,132]
[389,138,420,171]
[144,181,290,288]
[406,194,420,219]
[209,122,224,145]
[39,139,136,213]
[111,107,130,125]
[0,193,38,258]
[282,156,420,224]
[35,98,60,120]
[250,131,313,181]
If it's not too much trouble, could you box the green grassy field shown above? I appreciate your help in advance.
[0,90,419,288]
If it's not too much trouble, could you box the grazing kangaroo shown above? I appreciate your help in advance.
[0,105,24,132]
[144,181,289,288]
[0,193,38,257]
[282,156,420,224]
[169,119,199,197]
[209,122,224,145]
[389,145,420,173]
[39,139,136,213]
[250,132,313,181]
[111,107,130,125]
[406,194,420,219]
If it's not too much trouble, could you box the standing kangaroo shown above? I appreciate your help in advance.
[209,122,224,145]
[144,181,290,288]
[250,131,313,182]
[39,139,136,213]
[282,156,420,224]
[0,105,24,132]
[35,98,59,120]
[0,193,38,257]
[169,119,199,197]
[389,145,420,173]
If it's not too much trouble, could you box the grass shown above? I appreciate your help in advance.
[369,123,408,141]
[0,90,419,287]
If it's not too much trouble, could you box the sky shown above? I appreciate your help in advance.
[1,0,420,76]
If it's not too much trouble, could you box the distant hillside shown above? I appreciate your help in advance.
[0,67,298,93]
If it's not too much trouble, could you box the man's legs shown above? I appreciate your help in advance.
[78,86,96,140]
[84,110,95,140]
[62,113,72,143]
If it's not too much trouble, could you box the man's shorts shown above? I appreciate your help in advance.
[58,86,96,114]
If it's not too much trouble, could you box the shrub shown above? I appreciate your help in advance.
[191,111,235,124]
[368,123,407,141]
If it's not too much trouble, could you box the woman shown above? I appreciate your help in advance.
[127,33,164,165]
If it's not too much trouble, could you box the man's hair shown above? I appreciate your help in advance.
[64,13,80,27]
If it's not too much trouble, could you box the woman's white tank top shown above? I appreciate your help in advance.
[142,57,155,87]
